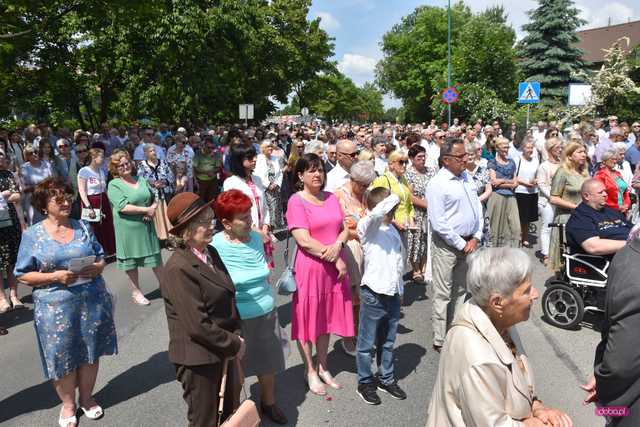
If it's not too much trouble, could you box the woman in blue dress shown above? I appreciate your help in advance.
[14,177,117,427]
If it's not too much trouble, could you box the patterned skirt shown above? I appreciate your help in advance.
[32,279,118,380]
[265,188,285,231]
[407,208,428,264]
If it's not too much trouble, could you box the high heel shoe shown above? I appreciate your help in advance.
[304,372,327,396]
[319,369,343,390]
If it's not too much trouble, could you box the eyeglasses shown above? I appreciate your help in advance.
[52,193,74,204]
[117,162,131,169]
[396,160,408,165]
[338,151,358,158]
[76,149,88,154]
[57,144,68,148]
[444,153,469,161]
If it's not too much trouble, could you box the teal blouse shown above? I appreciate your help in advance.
[210,231,274,320]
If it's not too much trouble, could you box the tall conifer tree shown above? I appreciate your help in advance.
[518,0,587,104]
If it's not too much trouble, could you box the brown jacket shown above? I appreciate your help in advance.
[161,246,242,366]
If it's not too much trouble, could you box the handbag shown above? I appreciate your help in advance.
[275,232,297,295]
[217,358,260,427]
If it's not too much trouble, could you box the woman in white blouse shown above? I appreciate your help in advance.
[223,145,273,264]
[535,138,562,266]
[255,140,285,231]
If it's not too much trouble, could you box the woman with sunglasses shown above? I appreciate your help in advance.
[20,144,55,225]
[14,178,116,427]
[107,151,163,306]
[370,150,415,241]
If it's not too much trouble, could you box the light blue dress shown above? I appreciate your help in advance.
[14,220,117,380]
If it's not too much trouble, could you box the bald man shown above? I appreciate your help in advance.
[325,139,358,193]
[565,179,631,256]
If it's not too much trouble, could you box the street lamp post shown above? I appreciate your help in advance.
[447,0,452,127]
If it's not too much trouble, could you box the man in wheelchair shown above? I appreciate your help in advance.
[565,179,631,257]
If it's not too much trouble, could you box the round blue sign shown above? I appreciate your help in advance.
[442,86,459,104]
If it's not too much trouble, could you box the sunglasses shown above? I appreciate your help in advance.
[53,193,74,204]
[76,149,88,154]
[339,151,358,158]
[396,160,408,165]
[57,144,68,148]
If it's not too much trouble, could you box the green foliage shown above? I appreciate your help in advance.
[0,0,335,127]
[382,107,406,123]
[376,2,519,122]
[517,0,587,105]
[430,83,514,124]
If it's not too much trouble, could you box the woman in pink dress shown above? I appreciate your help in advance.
[286,153,354,396]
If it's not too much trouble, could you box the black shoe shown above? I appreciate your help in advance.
[260,403,288,425]
[357,383,381,405]
[377,381,407,400]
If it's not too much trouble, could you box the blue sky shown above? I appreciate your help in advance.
[307,0,639,108]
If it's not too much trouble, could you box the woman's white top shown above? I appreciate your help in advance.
[254,154,283,188]
[515,156,540,194]
[78,166,107,195]
[222,174,270,227]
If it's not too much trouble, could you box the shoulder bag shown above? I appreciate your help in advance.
[218,358,260,427]
[275,231,297,295]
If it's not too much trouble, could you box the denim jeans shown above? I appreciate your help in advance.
[356,286,401,385]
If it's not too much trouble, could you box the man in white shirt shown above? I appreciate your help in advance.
[421,128,440,169]
[373,136,388,176]
[426,137,483,352]
[325,139,358,193]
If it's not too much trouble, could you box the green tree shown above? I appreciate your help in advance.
[375,3,472,122]
[0,0,335,126]
[517,0,587,105]
[430,83,514,124]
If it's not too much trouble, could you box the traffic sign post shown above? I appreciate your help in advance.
[239,104,254,126]
[518,82,540,131]
[441,86,459,104]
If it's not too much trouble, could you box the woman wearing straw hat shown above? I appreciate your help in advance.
[161,192,246,427]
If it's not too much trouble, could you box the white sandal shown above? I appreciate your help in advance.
[132,292,150,306]
[58,407,77,427]
[81,404,104,420]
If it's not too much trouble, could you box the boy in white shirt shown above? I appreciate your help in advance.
[355,188,407,405]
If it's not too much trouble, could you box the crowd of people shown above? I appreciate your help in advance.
[1,115,640,426]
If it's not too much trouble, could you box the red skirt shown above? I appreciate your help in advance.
[85,193,116,256]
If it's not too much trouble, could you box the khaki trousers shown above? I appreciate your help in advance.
[431,232,469,347]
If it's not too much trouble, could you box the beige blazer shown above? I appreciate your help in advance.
[425,301,536,427]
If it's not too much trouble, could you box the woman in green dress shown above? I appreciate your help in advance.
[548,141,589,271]
[107,150,163,306]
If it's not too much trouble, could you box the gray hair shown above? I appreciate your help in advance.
[467,248,532,307]
[464,142,477,154]
[143,143,157,154]
[613,142,627,153]
[350,160,376,185]
[440,137,465,157]
[601,147,618,162]
[305,140,324,154]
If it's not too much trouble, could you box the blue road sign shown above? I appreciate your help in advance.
[442,86,459,104]
[518,82,540,104]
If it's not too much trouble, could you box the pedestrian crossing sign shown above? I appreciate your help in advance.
[518,82,540,104]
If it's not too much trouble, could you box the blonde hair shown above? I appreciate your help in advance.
[562,141,588,176]
[108,150,132,177]
[358,149,374,162]
[494,136,510,149]
[387,150,406,163]
[545,137,562,155]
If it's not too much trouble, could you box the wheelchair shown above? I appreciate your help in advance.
[541,223,609,329]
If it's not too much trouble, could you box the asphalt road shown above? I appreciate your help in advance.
[0,231,604,427]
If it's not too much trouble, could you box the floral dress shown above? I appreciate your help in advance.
[0,170,21,271]
[14,220,117,380]
[468,165,492,246]
[405,165,436,264]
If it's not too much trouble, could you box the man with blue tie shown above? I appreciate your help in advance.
[426,137,483,352]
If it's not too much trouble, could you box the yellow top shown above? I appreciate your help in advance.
[370,171,415,226]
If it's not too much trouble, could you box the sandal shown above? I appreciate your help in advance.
[0,327,8,336]
[58,406,77,427]
[132,292,150,306]
[261,403,288,425]
[10,297,25,309]
[319,369,343,390]
[0,299,10,314]
[521,241,531,248]
[80,404,104,420]
[304,372,327,396]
